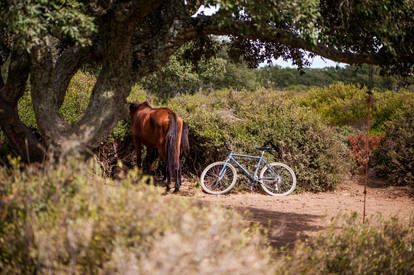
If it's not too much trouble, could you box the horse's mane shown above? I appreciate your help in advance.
[129,101,151,113]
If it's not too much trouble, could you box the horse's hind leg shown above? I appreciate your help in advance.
[173,160,182,193]
[157,146,170,191]
[166,172,171,191]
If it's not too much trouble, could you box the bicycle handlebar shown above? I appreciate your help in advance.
[224,142,232,152]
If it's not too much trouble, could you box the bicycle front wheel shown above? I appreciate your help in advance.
[200,162,237,195]
[259,162,296,196]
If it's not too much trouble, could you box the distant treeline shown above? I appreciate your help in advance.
[256,65,414,91]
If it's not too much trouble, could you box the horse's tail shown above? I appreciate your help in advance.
[167,113,182,182]
[180,122,190,157]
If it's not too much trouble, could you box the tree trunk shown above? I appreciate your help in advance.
[0,51,44,162]
[29,12,137,159]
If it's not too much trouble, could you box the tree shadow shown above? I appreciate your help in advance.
[234,206,325,249]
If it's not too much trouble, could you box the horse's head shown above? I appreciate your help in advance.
[128,101,151,116]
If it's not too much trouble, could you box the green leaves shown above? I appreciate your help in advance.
[207,0,321,41]
[1,0,96,51]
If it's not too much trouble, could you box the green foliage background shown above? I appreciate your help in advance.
[168,89,351,192]
[298,82,414,134]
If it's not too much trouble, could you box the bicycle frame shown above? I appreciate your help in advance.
[219,151,273,182]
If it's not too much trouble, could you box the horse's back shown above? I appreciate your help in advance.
[131,106,174,148]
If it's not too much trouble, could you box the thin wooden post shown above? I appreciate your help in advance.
[363,66,374,224]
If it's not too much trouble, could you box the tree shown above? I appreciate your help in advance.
[140,42,260,98]
[1,0,413,161]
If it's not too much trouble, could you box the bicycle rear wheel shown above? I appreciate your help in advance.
[200,162,237,195]
[259,162,296,196]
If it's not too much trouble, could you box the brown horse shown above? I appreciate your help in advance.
[129,101,188,192]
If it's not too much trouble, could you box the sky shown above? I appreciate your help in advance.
[266,56,347,69]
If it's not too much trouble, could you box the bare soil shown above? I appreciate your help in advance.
[177,176,414,248]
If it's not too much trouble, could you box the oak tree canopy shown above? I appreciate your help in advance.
[1,0,413,161]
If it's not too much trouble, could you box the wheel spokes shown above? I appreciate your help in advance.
[204,165,233,192]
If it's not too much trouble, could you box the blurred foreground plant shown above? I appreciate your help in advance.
[275,213,414,274]
[0,159,273,274]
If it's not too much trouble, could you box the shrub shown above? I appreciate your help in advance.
[373,107,414,187]
[299,83,414,134]
[274,213,414,274]
[168,89,351,192]
[0,159,273,274]
[299,83,368,128]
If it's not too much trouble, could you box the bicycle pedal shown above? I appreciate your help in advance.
[247,180,254,191]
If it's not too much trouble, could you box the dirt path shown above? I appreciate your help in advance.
[180,177,414,248]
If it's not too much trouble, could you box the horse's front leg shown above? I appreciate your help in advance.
[133,137,142,169]
[144,147,157,174]
[162,163,167,182]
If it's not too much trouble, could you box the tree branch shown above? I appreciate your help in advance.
[192,15,394,65]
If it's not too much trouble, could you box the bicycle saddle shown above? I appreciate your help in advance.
[256,146,270,151]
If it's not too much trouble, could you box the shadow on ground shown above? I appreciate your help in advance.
[231,205,325,249]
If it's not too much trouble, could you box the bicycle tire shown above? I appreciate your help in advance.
[259,162,296,196]
[200,162,237,195]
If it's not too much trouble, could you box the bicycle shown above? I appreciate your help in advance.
[200,144,296,196]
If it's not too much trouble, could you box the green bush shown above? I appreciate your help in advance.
[0,159,273,274]
[168,89,351,192]
[299,83,367,127]
[274,213,414,274]
[299,83,414,134]
[373,106,414,187]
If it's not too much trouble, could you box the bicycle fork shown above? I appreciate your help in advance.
[218,158,232,181]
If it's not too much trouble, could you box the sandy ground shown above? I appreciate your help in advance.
[176,176,414,248]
